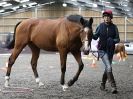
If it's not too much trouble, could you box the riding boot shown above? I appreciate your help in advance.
[100,71,107,90]
[107,72,118,94]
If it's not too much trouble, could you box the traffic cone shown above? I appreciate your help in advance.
[91,59,96,68]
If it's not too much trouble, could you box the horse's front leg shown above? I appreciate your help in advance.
[59,51,68,91]
[68,50,84,86]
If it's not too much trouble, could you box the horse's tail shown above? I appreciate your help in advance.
[6,21,21,49]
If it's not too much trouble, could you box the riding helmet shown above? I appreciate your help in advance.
[103,10,113,19]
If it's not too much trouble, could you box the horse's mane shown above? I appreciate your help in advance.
[67,14,93,28]
[67,14,84,25]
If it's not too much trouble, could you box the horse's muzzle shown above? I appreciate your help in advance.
[83,50,90,55]
[82,45,90,55]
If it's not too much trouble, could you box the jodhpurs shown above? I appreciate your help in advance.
[98,50,112,72]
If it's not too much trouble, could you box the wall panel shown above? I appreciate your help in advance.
[0,4,132,41]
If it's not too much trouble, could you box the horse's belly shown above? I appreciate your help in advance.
[41,46,58,51]
[32,38,58,51]
[31,30,58,51]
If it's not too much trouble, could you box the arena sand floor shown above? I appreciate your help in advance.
[0,53,133,99]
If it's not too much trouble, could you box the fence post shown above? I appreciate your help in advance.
[124,16,127,42]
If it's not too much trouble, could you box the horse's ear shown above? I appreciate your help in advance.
[89,17,93,26]
[80,17,85,25]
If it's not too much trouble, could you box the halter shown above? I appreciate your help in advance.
[81,26,92,53]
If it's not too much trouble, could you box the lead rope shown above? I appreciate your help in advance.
[91,50,99,61]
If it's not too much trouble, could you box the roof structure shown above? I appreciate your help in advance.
[0,0,133,17]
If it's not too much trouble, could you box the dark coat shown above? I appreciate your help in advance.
[93,22,120,61]
[93,22,120,51]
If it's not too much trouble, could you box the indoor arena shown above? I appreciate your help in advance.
[0,0,133,99]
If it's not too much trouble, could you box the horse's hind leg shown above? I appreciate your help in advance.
[28,43,44,87]
[68,50,84,86]
[5,45,26,87]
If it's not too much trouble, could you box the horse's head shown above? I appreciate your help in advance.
[80,17,93,55]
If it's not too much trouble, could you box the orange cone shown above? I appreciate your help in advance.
[91,59,96,68]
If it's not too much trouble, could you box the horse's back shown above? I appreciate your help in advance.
[15,17,83,51]
[33,18,65,50]
[15,18,63,50]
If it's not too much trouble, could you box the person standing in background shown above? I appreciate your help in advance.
[93,10,120,94]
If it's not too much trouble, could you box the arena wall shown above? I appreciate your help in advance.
[0,4,132,42]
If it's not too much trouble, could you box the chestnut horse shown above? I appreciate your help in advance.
[115,43,127,62]
[5,15,93,91]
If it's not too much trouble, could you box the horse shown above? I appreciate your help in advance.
[4,15,93,91]
[115,43,127,62]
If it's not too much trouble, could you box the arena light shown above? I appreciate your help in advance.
[87,2,98,8]
[62,3,67,7]
[106,5,115,9]
[50,1,55,5]
[93,3,98,8]
[29,2,37,7]
[124,0,129,2]
[12,6,19,11]
[20,0,29,3]
[22,5,27,8]
[15,0,22,1]
[0,10,4,13]
[3,3,12,7]
[100,0,110,4]
[101,10,104,13]
[40,1,55,6]
[0,2,7,6]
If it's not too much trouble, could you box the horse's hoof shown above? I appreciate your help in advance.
[111,89,118,94]
[100,83,106,91]
[68,79,74,86]
[38,82,44,87]
[5,85,10,88]
[62,85,68,91]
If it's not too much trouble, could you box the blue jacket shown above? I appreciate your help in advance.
[93,22,120,52]
[93,22,120,61]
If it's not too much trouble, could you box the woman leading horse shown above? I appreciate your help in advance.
[5,15,93,91]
